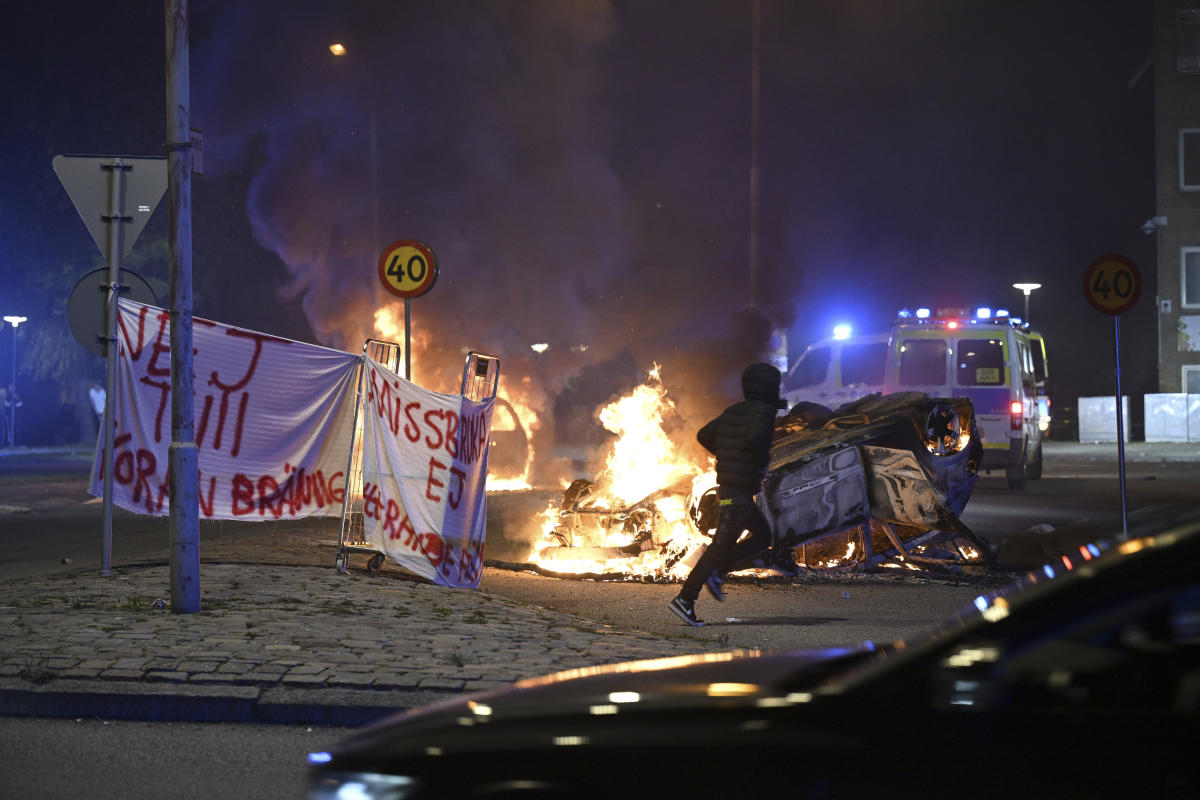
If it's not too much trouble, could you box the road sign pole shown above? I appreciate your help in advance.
[1083,253,1139,541]
[377,240,438,383]
[100,158,129,577]
[405,297,412,380]
[167,0,200,613]
[1113,316,1128,539]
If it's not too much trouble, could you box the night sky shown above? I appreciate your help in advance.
[0,1,1157,449]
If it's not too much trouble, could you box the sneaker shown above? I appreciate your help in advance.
[668,595,705,627]
[705,571,725,602]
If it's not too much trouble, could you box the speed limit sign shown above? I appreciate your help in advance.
[1083,253,1141,315]
[378,240,439,299]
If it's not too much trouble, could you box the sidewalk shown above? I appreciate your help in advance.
[0,516,722,727]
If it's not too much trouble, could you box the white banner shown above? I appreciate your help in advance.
[360,356,493,588]
[91,299,360,519]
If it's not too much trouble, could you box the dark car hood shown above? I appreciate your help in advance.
[327,644,873,766]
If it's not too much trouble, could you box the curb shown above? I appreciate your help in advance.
[0,678,456,727]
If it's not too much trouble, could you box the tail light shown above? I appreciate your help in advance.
[1010,400,1022,429]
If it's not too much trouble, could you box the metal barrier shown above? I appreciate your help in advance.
[334,339,402,574]
[333,347,502,573]
[461,351,500,401]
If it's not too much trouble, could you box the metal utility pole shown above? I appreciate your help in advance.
[100,158,128,577]
[166,0,199,612]
[748,0,760,309]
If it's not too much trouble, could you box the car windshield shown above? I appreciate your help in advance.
[787,346,831,389]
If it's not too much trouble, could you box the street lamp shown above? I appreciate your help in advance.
[3,315,27,448]
[1012,283,1041,324]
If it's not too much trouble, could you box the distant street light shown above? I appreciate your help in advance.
[1012,283,1041,324]
[329,42,346,56]
[3,315,27,448]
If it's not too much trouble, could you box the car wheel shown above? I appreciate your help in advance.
[1006,453,1026,490]
[1026,441,1043,480]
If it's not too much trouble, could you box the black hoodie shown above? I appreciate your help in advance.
[696,363,784,499]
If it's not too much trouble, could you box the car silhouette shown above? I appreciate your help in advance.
[308,507,1200,799]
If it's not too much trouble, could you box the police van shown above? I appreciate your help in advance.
[884,308,1046,489]
[784,308,1048,490]
[781,332,889,409]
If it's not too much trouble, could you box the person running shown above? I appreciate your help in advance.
[669,362,785,626]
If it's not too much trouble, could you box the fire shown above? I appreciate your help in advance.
[533,365,717,580]
[372,303,431,383]
[486,384,540,492]
[596,364,696,504]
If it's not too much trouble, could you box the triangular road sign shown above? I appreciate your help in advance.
[52,155,167,260]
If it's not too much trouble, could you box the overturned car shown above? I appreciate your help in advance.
[535,392,991,577]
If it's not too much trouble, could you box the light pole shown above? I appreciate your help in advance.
[1012,283,1041,324]
[3,315,27,447]
[329,41,380,256]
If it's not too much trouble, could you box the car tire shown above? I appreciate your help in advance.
[1006,452,1026,490]
[1026,441,1043,480]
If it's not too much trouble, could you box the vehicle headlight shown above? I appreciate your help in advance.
[308,772,419,800]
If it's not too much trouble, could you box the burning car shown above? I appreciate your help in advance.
[533,380,991,578]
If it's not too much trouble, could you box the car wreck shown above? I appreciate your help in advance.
[535,391,991,577]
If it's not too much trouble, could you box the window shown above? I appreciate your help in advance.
[1180,10,1200,74]
[786,346,831,390]
[1185,366,1200,394]
[1030,338,1047,385]
[957,339,1005,386]
[840,342,887,386]
[898,339,947,386]
[1180,130,1200,191]
[1185,248,1200,308]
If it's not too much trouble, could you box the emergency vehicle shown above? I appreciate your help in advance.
[783,307,1049,490]
[781,331,888,409]
[884,307,1046,489]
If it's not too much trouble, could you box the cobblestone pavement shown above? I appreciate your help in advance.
[0,538,720,725]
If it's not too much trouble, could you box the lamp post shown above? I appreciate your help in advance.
[329,41,380,256]
[3,315,27,447]
[1012,283,1041,324]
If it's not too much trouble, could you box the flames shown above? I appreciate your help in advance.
[532,364,717,580]
[485,388,539,492]
[596,364,700,505]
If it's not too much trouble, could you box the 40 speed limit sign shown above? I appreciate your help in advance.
[1083,253,1141,315]
[378,240,439,299]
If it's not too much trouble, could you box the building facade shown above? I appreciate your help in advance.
[1155,1,1200,392]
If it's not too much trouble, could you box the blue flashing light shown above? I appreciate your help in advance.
[1010,316,1023,326]
[897,308,912,319]
[1042,564,1055,579]
[915,307,931,319]
[976,307,992,319]
[973,596,988,612]
[307,752,333,765]
[995,308,1010,318]
[1087,543,1101,558]
[832,324,852,340]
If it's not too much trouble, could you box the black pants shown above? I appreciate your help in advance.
[680,496,772,603]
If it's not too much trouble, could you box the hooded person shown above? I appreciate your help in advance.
[669,362,786,626]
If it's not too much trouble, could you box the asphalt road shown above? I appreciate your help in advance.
[0,716,345,800]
